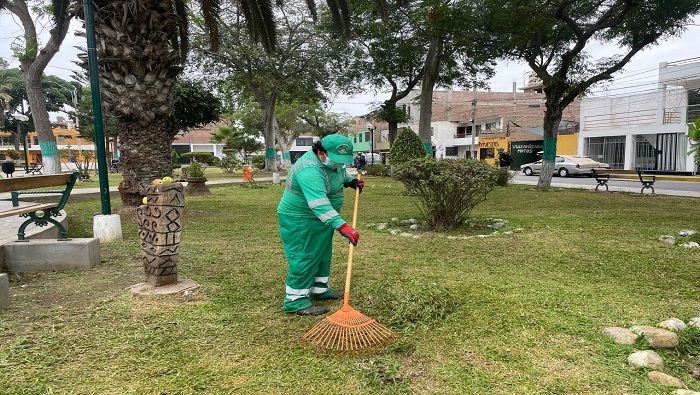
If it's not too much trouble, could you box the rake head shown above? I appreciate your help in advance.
[301,304,398,356]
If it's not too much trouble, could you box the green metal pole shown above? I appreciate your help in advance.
[83,0,111,214]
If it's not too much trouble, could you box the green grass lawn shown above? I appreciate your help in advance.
[2,178,700,394]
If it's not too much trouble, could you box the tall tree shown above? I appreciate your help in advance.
[414,0,494,155]
[477,0,700,189]
[343,0,428,144]
[191,1,337,171]
[0,0,72,174]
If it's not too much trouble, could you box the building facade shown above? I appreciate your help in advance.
[395,87,581,168]
[578,59,700,173]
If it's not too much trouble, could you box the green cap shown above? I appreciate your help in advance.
[321,134,354,164]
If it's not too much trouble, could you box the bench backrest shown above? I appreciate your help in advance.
[0,173,76,193]
[597,169,636,175]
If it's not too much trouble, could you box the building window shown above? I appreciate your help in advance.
[445,146,458,156]
[296,137,313,146]
[485,122,497,132]
[365,132,370,142]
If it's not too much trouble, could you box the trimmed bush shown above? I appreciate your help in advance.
[251,154,265,170]
[495,168,512,187]
[187,161,205,178]
[220,154,243,174]
[387,127,426,166]
[393,157,499,230]
[5,149,20,160]
[181,151,217,165]
[363,163,389,177]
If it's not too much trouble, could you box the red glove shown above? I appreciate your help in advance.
[338,224,359,246]
[348,179,364,194]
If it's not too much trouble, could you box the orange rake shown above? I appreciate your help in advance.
[302,173,398,356]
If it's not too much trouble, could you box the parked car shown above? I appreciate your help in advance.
[520,155,610,177]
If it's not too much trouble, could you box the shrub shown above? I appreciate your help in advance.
[187,161,205,178]
[364,163,389,177]
[251,154,265,170]
[181,151,217,165]
[387,127,426,165]
[495,168,512,187]
[393,157,499,230]
[220,154,243,174]
[5,149,20,160]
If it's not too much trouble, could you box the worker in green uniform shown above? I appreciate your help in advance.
[277,134,365,315]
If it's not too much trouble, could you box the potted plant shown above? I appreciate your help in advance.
[185,161,211,195]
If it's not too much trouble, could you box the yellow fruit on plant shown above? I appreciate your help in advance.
[162,176,173,183]
[152,178,163,185]
[142,197,148,204]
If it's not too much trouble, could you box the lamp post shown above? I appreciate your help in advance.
[369,124,375,165]
[15,114,30,173]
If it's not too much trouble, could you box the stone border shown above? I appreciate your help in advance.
[364,217,524,240]
[603,316,700,392]
[659,229,700,249]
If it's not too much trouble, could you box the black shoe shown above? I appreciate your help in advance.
[295,305,327,316]
[320,291,344,300]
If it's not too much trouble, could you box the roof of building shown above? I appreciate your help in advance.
[398,89,580,142]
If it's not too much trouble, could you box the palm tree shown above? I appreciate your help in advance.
[72,0,350,206]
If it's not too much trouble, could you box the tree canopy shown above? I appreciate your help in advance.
[475,0,700,189]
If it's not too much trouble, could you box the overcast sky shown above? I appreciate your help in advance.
[0,13,698,117]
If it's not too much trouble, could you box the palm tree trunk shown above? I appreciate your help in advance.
[117,116,176,206]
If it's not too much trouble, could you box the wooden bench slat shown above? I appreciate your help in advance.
[0,174,73,193]
[0,204,58,218]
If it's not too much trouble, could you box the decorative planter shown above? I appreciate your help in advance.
[137,182,184,287]
[185,177,211,195]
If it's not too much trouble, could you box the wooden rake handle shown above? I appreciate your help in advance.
[342,173,361,307]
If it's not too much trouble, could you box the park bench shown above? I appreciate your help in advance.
[25,163,43,175]
[592,169,655,194]
[0,172,80,241]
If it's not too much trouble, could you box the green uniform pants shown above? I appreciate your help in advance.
[279,214,335,312]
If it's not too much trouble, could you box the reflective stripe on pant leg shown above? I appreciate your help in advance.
[310,220,335,300]
[279,214,319,312]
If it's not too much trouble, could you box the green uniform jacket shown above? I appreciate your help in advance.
[277,150,355,229]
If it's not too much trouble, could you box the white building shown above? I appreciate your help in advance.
[578,59,700,173]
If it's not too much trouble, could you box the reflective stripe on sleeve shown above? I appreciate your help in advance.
[308,198,331,209]
[318,209,340,222]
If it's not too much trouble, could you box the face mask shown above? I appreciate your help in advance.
[323,157,343,169]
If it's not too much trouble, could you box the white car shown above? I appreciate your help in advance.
[520,155,610,177]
